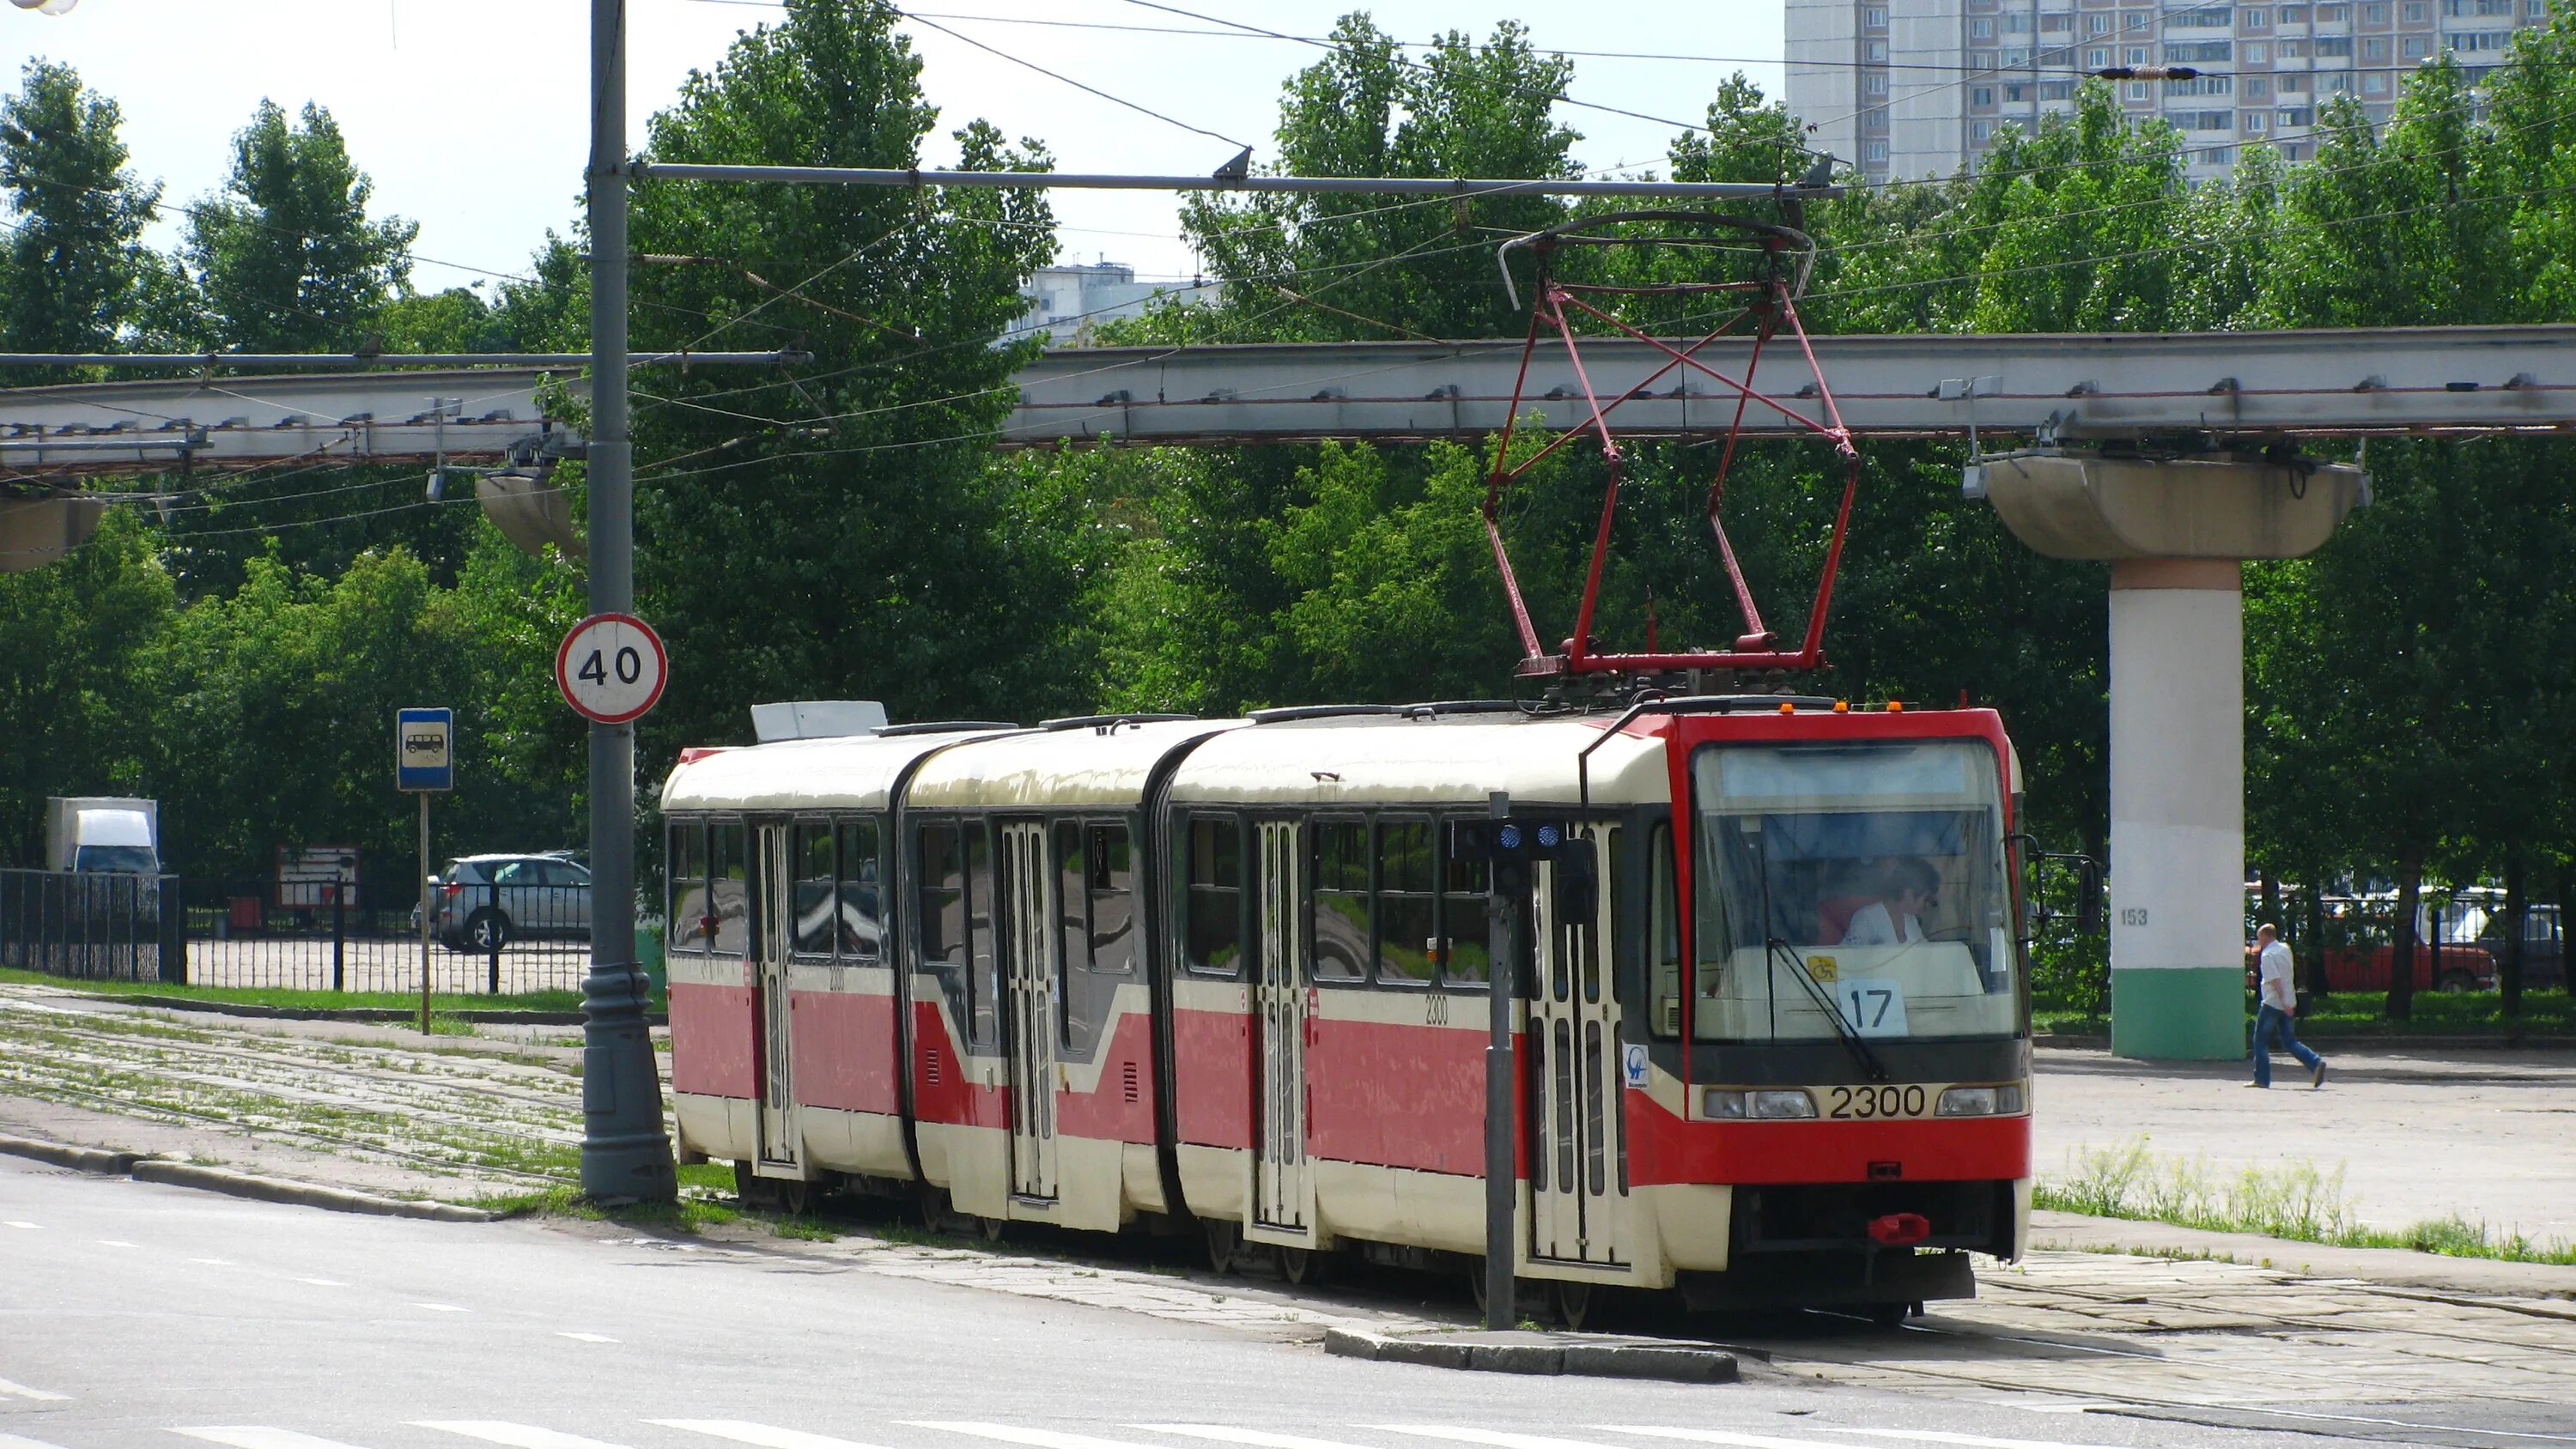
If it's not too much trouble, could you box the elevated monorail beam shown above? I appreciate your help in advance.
[1005,325,2576,446]
[0,368,571,479]
[13,328,2576,482]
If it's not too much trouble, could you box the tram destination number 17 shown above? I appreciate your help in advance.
[555,612,670,725]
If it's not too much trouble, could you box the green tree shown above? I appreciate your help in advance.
[0,60,161,381]
[1174,15,1581,343]
[0,507,173,865]
[143,545,571,884]
[626,0,1085,754]
[176,100,417,352]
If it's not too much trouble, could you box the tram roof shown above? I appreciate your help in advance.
[1168,712,1668,808]
[658,727,1010,813]
[903,718,1247,810]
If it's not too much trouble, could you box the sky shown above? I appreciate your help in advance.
[2,0,1785,293]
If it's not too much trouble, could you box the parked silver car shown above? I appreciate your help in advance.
[421,853,591,950]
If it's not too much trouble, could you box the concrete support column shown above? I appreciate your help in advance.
[1981,451,2364,1061]
[2107,559,2245,1059]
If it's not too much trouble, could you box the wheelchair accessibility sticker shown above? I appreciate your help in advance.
[1623,1042,1649,1088]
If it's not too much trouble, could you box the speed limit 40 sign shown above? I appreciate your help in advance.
[556,613,669,724]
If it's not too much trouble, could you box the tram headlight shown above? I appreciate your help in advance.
[1703,1088,1818,1119]
[1935,1082,2027,1117]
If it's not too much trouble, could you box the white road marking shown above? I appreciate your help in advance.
[3,1434,77,1449]
[413,1303,471,1313]
[0,1379,71,1402]
[556,1331,618,1343]
[911,1424,1164,1449]
[1975,1406,2111,1416]
[175,1429,376,1449]
[3,1221,39,1228]
[1601,1430,1870,1449]
[1834,1432,2129,1449]
[1381,1433,1616,1449]
[94,1240,137,1248]
[189,1258,234,1266]
[414,1423,629,1449]
[653,1422,902,1449]
[1139,1429,1382,1449]
[295,1277,346,1288]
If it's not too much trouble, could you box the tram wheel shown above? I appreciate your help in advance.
[1277,1245,1325,1287]
[777,1178,812,1217]
[1865,1300,1914,1330]
[1204,1218,1241,1275]
[977,1214,1008,1243]
[1554,1279,1597,1331]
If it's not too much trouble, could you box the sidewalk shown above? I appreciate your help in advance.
[2035,1042,2576,1242]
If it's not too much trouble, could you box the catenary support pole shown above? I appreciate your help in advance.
[582,0,677,1203]
[1483,791,1517,1331]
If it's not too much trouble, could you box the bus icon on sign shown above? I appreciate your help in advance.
[396,707,453,792]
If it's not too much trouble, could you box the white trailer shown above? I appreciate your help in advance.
[43,797,160,874]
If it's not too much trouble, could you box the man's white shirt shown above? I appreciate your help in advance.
[2257,938,2297,1011]
[1844,900,1925,946]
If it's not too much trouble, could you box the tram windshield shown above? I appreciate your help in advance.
[1680,740,2019,1043]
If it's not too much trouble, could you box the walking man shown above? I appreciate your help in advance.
[2251,923,2326,1089]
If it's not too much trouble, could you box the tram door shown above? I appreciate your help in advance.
[752,822,804,1175]
[1528,825,1627,1266]
[1251,820,1309,1233]
[999,822,1058,1202]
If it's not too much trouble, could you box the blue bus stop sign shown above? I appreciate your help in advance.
[397,707,453,792]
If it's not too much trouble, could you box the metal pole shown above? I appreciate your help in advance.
[1483,791,1517,1331]
[583,0,677,1204]
[418,792,431,1034]
[632,163,1844,201]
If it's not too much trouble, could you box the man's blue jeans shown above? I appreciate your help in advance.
[2253,1003,2323,1087]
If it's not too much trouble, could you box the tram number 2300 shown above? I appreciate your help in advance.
[1826,1084,1930,1119]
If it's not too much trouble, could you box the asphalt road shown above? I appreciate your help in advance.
[0,1160,2545,1449]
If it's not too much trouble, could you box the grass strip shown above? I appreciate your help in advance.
[2038,987,2576,1039]
[0,967,613,1015]
[2038,1133,2576,1267]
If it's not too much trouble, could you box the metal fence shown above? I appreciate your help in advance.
[177,876,594,994]
[0,869,183,983]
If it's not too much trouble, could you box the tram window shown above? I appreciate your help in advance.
[793,822,835,957]
[1376,819,1437,985]
[667,819,708,955]
[965,825,999,1046]
[1440,830,1492,987]
[1185,815,1244,977]
[1310,819,1370,982]
[1054,822,1091,1052]
[836,817,881,961]
[1649,822,1682,1037]
[1087,824,1135,977]
[917,825,964,967]
[711,821,750,956]
[1055,820,1089,978]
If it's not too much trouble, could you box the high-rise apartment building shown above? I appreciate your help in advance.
[1786,0,2554,185]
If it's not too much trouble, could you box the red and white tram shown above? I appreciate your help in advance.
[660,696,2032,1321]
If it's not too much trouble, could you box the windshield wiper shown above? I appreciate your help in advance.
[1765,934,1888,1083]
[1747,823,1888,1083]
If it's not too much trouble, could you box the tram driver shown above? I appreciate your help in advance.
[1841,857,1939,947]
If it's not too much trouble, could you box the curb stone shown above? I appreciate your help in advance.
[0,1132,495,1223]
[1322,1326,1737,1383]
[0,1133,140,1177]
